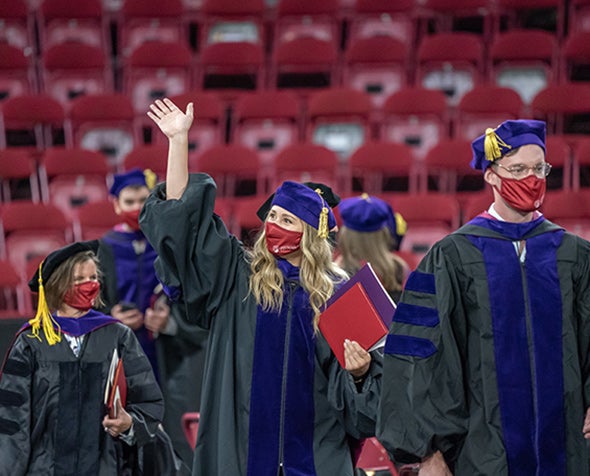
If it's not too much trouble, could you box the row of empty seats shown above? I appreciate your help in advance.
[4,26,590,111]
[2,0,590,114]
[2,83,590,174]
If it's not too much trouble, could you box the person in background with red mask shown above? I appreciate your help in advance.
[98,169,206,468]
[0,241,166,475]
[378,119,590,475]
[140,98,383,476]
[98,168,160,375]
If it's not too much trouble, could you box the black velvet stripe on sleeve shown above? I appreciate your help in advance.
[0,389,25,406]
[0,416,19,435]
[3,358,31,377]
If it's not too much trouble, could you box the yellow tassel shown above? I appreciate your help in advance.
[394,212,407,237]
[143,169,157,190]
[314,188,330,239]
[318,207,329,239]
[361,193,370,200]
[28,263,61,345]
[484,127,512,163]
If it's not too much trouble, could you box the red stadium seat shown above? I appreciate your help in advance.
[197,144,264,196]
[75,200,119,241]
[0,43,37,102]
[40,42,113,106]
[232,90,302,182]
[181,412,200,449]
[37,0,108,50]
[348,141,419,195]
[39,147,110,222]
[0,201,73,277]
[416,32,485,107]
[0,93,66,150]
[454,85,525,141]
[152,90,225,165]
[122,144,168,178]
[118,0,186,57]
[347,0,416,49]
[68,93,138,171]
[0,148,40,202]
[380,87,450,160]
[0,0,35,53]
[272,143,341,192]
[489,29,558,106]
[197,41,265,96]
[199,0,265,51]
[384,192,461,257]
[271,37,339,95]
[123,40,193,115]
[422,138,484,194]
[342,36,409,109]
[306,87,374,161]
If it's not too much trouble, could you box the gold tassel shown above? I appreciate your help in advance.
[143,169,157,190]
[395,212,407,237]
[318,207,329,239]
[484,127,512,163]
[28,263,61,345]
[314,188,330,239]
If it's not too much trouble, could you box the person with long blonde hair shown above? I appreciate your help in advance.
[337,194,409,303]
[140,98,383,476]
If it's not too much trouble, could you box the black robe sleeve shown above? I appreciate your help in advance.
[140,174,245,329]
[377,238,469,464]
[0,336,34,476]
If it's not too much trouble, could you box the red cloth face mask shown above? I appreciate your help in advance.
[63,281,100,311]
[265,222,303,256]
[492,169,546,212]
[120,209,141,231]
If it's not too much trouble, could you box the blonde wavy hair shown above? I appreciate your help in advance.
[249,221,347,331]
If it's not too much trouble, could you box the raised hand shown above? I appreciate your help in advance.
[147,98,194,139]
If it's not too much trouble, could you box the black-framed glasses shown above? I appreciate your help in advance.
[493,162,552,179]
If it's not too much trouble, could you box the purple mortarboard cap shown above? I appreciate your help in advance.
[109,168,149,197]
[271,181,336,236]
[470,119,546,172]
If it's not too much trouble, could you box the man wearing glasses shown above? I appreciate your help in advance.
[378,120,590,475]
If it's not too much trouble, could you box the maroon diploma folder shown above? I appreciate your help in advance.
[319,280,389,368]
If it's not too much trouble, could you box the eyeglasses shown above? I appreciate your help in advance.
[493,162,552,179]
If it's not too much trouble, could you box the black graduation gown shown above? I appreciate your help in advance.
[0,315,164,476]
[140,173,383,476]
[378,215,590,475]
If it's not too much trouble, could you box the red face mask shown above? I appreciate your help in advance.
[492,170,546,212]
[63,281,100,311]
[265,222,303,256]
[120,209,141,231]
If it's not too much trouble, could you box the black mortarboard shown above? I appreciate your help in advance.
[256,182,341,222]
[28,240,99,292]
[27,240,99,346]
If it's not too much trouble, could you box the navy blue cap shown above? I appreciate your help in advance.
[271,181,336,235]
[109,168,152,197]
[470,119,546,171]
[339,194,406,247]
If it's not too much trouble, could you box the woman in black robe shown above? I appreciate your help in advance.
[0,241,165,476]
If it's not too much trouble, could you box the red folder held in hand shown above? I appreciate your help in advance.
[319,281,388,368]
[104,349,127,418]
